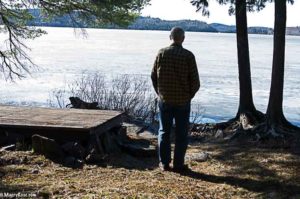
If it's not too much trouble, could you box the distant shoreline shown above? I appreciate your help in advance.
[32,25,300,37]
[26,9,300,36]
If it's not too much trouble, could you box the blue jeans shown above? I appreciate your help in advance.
[158,101,190,167]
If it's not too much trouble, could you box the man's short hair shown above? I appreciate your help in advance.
[170,27,185,41]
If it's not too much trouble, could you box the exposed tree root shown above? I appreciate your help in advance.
[190,111,300,150]
[190,110,265,142]
[215,110,265,131]
[249,122,300,150]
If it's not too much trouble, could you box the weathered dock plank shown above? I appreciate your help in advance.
[0,105,123,134]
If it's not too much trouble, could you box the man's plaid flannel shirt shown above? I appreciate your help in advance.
[151,43,200,105]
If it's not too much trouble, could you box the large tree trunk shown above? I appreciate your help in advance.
[216,0,264,131]
[216,1,265,132]
[256,0,300,140]
[266,0,287,126]
[235,0,255,113]
[232,0,264,128]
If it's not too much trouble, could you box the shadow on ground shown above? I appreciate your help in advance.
[181,169,300,197]
[187,142,300,197]
[0,167,43,197]
[91,152,159,171]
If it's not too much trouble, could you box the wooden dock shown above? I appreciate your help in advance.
[0,105,123,141]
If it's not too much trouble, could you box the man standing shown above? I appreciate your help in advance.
[151,27,200,172]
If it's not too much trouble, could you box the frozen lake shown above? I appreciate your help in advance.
[0,28,299,124]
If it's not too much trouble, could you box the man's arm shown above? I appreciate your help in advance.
[151,53,159,95]
[189,54,200,99]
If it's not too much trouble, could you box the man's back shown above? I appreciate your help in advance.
[152,26,200,172]
[151,43,200,105]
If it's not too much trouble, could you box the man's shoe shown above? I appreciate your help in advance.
[173,165,191,173]
[159,164,172,171]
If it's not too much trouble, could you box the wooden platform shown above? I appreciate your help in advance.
[0,105,123,140]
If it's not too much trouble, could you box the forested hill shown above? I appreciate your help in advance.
[27,9,300,35]
[127,17,216,32]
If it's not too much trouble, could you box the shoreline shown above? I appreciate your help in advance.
[30,25,300,36]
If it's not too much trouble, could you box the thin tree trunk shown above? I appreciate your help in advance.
[235,0,257,115]
[266,0,287,126]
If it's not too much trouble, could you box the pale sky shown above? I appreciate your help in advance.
[141,0,300,27]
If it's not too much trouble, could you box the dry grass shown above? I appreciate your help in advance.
[1,140,300,199]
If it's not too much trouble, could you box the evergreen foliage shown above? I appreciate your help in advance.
[0,0,149,80]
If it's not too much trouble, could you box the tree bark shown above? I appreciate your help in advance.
[266,0,287,126]
[235,0,261,119]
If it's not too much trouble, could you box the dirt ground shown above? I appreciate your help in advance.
[1,121,300,199]
[1,138,300,199]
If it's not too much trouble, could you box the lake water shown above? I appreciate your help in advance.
[0,27,299,124]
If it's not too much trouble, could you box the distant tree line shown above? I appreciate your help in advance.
[127,17,217,32]
[26,9,276,34]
